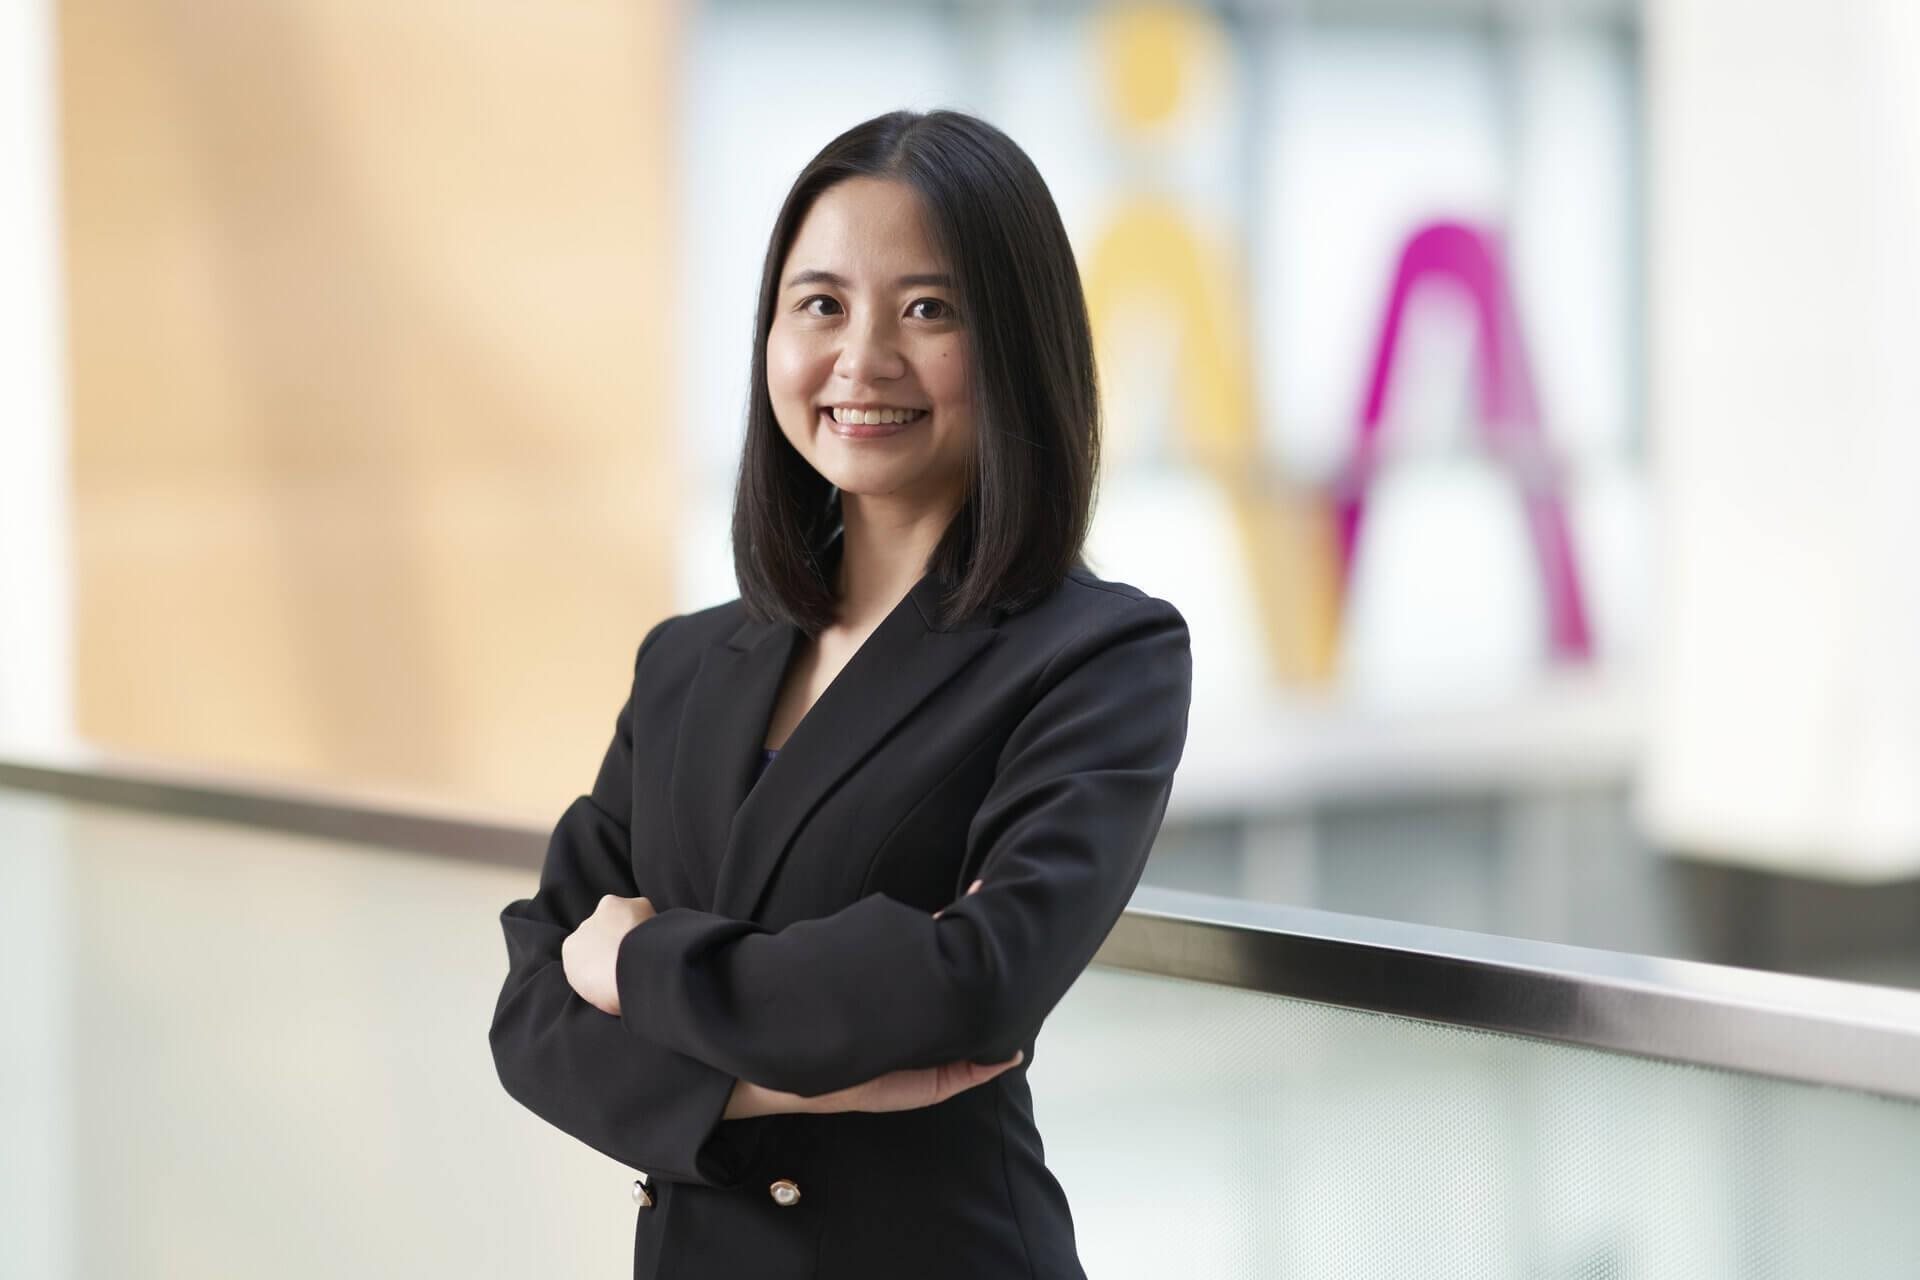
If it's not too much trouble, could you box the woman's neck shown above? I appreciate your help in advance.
[832,495,960,632]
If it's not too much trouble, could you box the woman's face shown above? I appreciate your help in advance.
[765,176,975,520]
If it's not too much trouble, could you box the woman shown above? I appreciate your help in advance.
[489,108,1193,1280]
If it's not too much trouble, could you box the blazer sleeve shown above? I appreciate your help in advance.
[613,594,1193,1098]
[488,616,765,1187]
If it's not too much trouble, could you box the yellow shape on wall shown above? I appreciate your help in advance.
[1086,6,1341,686]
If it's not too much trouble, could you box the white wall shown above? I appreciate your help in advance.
[0,5,72,1276]
[0,0,72,751]
[1641,0,1920,877]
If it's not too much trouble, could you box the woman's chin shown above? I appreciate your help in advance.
[826,475,910,501]
[828,467,948,506]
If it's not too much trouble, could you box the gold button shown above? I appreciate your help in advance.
[768,1178,801,1208]
[631,1174,654,1210]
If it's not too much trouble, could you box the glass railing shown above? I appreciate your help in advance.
[1050,892,1920,1278]
[3,751,1918,1279]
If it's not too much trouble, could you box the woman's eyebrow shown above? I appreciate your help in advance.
[783,269,954,289]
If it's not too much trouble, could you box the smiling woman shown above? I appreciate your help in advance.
[489,109,1192,1280]
[766,175,976,510]
[733,110,1101,639]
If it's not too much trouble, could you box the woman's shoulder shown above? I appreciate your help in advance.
[623,596,752,683]
[995,563,1189,679]
[1011,561,1187,634]
[644,595,752,647]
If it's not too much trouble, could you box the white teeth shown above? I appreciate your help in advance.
[829,406,926,426]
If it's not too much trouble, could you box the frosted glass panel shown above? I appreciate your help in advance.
[6,782,1917,1280]
[1033,966,1920,1280]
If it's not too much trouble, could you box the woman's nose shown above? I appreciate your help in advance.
[834,315,906,382]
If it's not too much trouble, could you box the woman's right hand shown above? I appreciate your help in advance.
[725,879,1014,1120]
[724,1050,1022,1119]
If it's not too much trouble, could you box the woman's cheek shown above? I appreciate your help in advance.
[765,349,813,434]
[764,337,798,399]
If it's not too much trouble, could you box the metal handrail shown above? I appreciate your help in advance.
[1102,886,1920,1102]
[5,746,1918,1103]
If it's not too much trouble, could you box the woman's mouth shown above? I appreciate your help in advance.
[820,405,929,439]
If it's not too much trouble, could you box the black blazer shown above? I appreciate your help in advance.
[490,550,1193,1280]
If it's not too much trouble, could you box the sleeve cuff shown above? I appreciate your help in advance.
[616,918,768,1188]
[682,1064,769,1189]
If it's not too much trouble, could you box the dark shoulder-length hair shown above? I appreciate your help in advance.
[732,108,1099,634]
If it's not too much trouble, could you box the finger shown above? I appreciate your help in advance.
[934,879,986,919]
[940,1051,1023,1101]
[968,1049,1023,1080]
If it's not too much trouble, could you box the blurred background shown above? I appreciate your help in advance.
[5,0,1920,1275]
[9,0,1920,961]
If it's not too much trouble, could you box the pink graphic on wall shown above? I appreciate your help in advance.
[1335,220,1594,662]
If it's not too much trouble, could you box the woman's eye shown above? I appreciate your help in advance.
[797,295,950,321]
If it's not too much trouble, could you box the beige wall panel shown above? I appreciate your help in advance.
[61,0,683,821]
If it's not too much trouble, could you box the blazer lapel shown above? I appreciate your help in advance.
[668,618,798,908]
[670,565,1001,921]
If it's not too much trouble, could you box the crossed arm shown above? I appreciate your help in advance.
[489,597,1191,1185]
[563,877,1011,1120]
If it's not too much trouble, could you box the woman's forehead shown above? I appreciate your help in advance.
[784,179,949,279]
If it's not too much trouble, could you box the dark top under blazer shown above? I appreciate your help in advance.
[490,554,1193,1280]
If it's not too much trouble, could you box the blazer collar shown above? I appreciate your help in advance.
[670,557,1002,921]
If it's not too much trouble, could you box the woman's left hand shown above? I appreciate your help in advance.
[563,893,657,1016]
